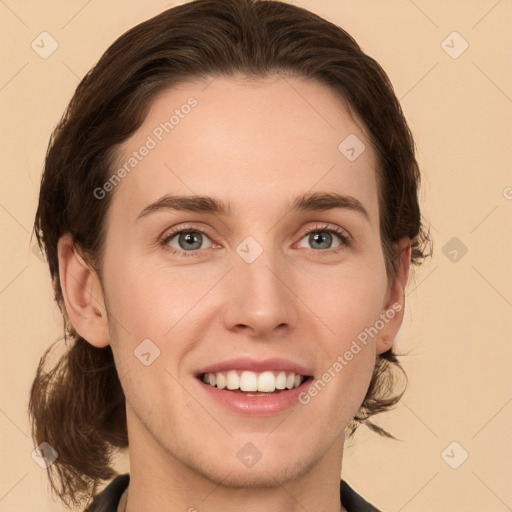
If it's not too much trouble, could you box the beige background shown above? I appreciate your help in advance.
[1,0,511,511]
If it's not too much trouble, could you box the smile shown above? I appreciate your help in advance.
[201,370,305,394]
[195,358,314,415]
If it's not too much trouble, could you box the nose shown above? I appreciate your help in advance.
[222,248,298,338]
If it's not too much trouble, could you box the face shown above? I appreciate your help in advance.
[74,75,407,488]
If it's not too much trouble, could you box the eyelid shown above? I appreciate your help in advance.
[300,223,351,244]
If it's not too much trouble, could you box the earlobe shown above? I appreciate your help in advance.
[57,233,110,348]
[376,238,412,355]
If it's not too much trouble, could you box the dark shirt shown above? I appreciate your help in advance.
[84,473,381,511]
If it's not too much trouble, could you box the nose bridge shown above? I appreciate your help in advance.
[223,236,297,335]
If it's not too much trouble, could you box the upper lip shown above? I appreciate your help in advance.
[196,357,313,377]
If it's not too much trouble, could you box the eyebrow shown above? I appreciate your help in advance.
[135,191,370,222]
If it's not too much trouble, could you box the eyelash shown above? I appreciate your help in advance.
[160,223,351,258]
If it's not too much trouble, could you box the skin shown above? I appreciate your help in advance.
[58,75,411,512]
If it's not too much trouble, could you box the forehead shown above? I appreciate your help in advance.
[110,75,379,225]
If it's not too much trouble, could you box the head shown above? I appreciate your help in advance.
[30,0,431,507]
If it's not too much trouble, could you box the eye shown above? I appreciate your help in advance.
[160,222,350,258]
[162,225,213,256]
[297,224,350,252]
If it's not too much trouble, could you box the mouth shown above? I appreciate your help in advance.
[194,359,314,415]
[198,370,309,396]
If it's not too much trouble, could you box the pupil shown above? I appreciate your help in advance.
[181,232,201,250]
[312,232,331,249]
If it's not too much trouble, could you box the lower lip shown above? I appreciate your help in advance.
[197,377,313,416]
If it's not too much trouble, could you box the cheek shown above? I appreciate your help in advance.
[103,264,192,417]
[300,257,387,409]
[306,258,388,346]
[103,256,185,331]
[103,258,222,368]
[330,279,386,344]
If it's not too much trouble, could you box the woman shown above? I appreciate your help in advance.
[29,0,431,510]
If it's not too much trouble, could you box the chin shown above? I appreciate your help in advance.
[200,454,315,489]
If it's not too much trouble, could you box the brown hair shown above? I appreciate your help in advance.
[29,0,431,507]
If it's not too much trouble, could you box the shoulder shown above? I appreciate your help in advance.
[340,479,382,512]
[84,474,130,512]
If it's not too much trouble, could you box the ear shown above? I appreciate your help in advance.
[376,237,412,355]
[57,233,110,348]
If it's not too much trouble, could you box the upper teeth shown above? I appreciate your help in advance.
[202,370,304,392]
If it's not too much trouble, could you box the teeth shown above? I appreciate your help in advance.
[201,370,305,392]
[240,371,258,392]
[226,370,239,390]
[275,371,287,389]
[258,371,276,392]
[216,373,226,389]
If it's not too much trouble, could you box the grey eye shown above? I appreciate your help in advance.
[166,231,211,251]
[298,231,343,250]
